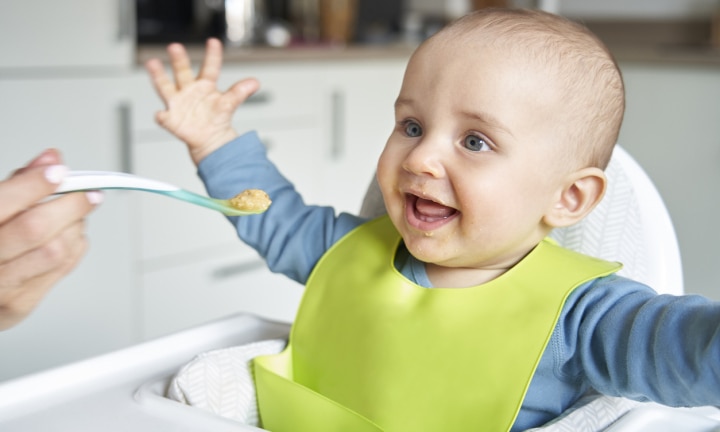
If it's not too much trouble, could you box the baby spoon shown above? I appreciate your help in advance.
[55,170,270,216]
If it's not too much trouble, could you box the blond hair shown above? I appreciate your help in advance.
[433,8,625,169]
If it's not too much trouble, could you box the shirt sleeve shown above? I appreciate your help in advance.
[196,131,365,284]
[557,274,720,407]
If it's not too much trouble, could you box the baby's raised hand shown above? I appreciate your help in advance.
[145,38,260,165]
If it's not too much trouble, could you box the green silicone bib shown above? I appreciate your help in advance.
[254,216,620,431]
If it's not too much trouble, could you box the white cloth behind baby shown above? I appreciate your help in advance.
[167,339,285,426]
[525,393,641,432]
[547,154,647,286]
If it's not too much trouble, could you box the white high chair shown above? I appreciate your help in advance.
[0,145,716,432]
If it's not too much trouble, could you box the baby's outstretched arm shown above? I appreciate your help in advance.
[144,38,260,165]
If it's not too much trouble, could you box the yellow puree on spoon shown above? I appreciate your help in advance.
[229,189,272,212]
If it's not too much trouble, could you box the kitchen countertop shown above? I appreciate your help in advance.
[136,43,417,65]
[136,19,720,68]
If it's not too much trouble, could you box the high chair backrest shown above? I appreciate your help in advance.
[358,145,684,295]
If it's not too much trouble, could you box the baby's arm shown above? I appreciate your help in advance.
[198,134,364,283]
[566,277,720,407]
[145,39,365,284]
[144,38,259,165]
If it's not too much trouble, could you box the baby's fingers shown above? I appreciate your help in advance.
[168,43,195,88]
[221,78,261,111]
[198,38,224,83]
[145,58,177,104]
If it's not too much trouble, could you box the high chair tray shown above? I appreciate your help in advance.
[0,313,289,432]
[4,313,720,432]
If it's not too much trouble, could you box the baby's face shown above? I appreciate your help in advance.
[377,39,574,285]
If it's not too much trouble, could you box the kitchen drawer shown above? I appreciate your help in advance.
[222,64,324,125]
[129,64,323,133]
[133,127,324,261]
[141,252,303,339]
[0,0,133,69]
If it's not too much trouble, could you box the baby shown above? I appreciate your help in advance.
[146,8,720,432]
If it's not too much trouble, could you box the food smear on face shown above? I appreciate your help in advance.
[229,189,272,212]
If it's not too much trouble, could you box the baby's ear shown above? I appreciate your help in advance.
[543,167,606,228]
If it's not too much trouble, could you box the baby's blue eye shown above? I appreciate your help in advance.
[463,134,490,152]
[404,121,422,137]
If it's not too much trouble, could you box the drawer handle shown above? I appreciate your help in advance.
[117,102,133,173]
[117,0,133,42]
[330,90,345,160]
[211,259,266,280]
[244,91,272,105]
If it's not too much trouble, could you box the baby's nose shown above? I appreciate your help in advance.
[402,140,446,178]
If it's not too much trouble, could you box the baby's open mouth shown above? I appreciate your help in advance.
[407,194,458,223]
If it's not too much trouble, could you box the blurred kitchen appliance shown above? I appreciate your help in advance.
[136,0,404,46]
[225,0,266,46]
[136,0,225,44]
[291,0,403,44]
[355,0,404,44]
[136,0,288,45]
[713,7,720,48]
[319,0,357,44]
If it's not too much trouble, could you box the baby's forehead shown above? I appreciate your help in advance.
[423,22,610,99]
[428,13,605,70]
[414,33,562,91]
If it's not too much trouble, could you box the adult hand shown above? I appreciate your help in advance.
[145,38,261,165]
[0,149,102,330]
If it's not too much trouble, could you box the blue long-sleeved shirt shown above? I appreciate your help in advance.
[198,132,720,430]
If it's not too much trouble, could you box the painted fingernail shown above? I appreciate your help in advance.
[85,191,104,205]
[34,149,57,165]
[44,165,68,184]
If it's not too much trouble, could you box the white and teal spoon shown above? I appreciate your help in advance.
[55,170,269,216]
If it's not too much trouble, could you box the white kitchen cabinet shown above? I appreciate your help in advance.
[618,63,720,299]
[0,77,134,174]
[0,77,138,380]
[141,251,303,339]
[0,0,138,380]
[131,127,315,338]
[321,58,408,214]
[0,0,134,69]
[129,64,326,337]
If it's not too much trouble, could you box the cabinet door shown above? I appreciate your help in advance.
[321,59,407,214]
[142,252,303,339]
[618,64,720,299]
[130,65,323,337]
[0,0,133,69]
[0,76,137,380]
[132,128,321,338]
